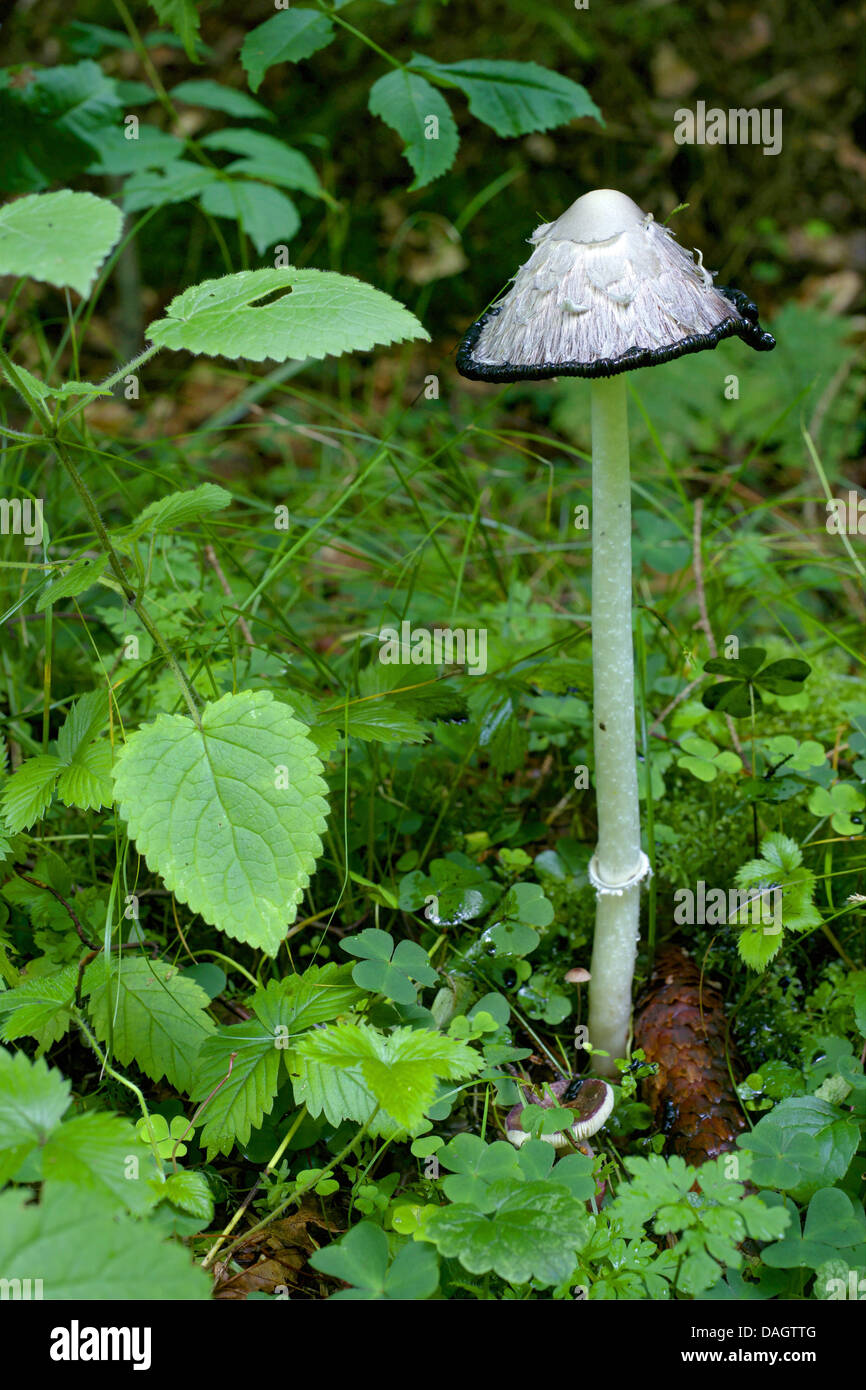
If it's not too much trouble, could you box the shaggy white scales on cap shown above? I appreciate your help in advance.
[457,188,775,380]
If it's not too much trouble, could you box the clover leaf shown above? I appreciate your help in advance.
[701,647,811,718]
[807,783,865,835]
[310,1222,439,1300]
[135,1113,188,1160]
[762,1188,866,1270]
[341,928,438,1005]
[677,734,742,783]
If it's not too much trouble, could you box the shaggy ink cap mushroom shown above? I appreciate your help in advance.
[505,1077,614,1150]
[456,188,775,381]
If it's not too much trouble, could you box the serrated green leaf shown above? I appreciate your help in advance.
[294,1021,480,1130]
[170,79,273,119]
[199,178,300,254]
[409,55,602,137]
[1,754,63,832]
[190,1021,280,1159]
[56,742,113,812]
[241,10,336,93]
[112,690,328,955]
[0,1185,210,1299]
[85,124,185,175]
[56,689,109,763]
[199,129,323,196]
[122,161,219,213]
[189,967,358,1156]
[129,483,232,538]
[157,1169,214,1220]
[316,702,427,746]
[0,1047,70,1182]
[36,554,107,611]
[0,191,122,296]
[368,69,459,190]
[84,956,215,1093]
[0,964,79,1048]
[146,267,428,363]
[149,0,200,61]
[43,1111,156,1214]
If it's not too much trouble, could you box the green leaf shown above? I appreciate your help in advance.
[808,783,865,835]
[501,880,554,927]
[241,10,336,93]
[129,483,232,538]
[702,678,756,717]
[56,741,113,813]
[145,267,429,363]
[0,1048,70,1182]
[84,955,215,1093]
[158,1170,214,1220]
[122,161,219,213]
[0,190,122,297]
[0,62,122,192]
[417,1178,591,1285]
[190,966,360,1157]
[310,1222,438,1300]
[199,179,300,254]
[1,754,63,832]
[738,1097,860,1201]
[149,0,200,61]
[43,1111,156,1214]
[190,1021,280,1159]
[36,555,107,611]
[342,928,438,1004]
[486,920,538,956]
[85,124,185,175]
[762,1188,866,1270]
[1,363,112,406]
[704,648,767,679]
[316,702,427,746]
[2,691,112,825]
[0,964,79,1048]
[756,659,812,695]
[368,69,459,189]
[199,129,323,196]
[112,690,328,955]
[0,1185,210,1299]
[409,56,602,137]
[294,1021,481,1131]
[169,79,274,119]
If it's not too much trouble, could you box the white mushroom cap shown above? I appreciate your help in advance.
[457,188,775,381]
[505,1077,614,1149]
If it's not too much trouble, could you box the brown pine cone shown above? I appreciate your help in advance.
[633,944,746,1165]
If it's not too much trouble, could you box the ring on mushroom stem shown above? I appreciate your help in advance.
[456,187,775,1076]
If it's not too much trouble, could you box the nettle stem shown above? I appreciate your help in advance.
[587,375,646,1076]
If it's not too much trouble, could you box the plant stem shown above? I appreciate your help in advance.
[587,375,644,1077]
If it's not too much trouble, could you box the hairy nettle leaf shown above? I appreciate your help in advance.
[112,690,328,954]
[145,267,429,363]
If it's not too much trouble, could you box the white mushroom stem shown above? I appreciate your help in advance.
[587,375,648,1076]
